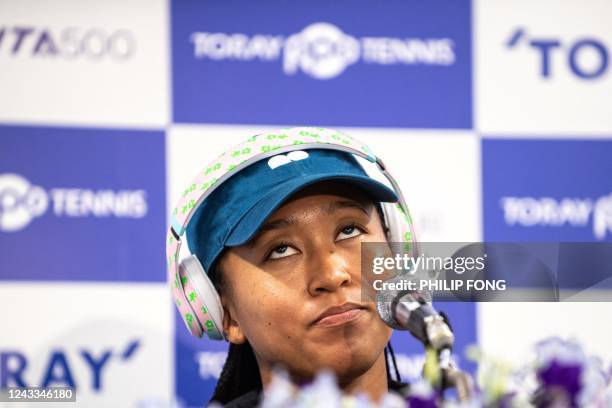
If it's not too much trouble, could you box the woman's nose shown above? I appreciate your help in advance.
[307,247,353,296]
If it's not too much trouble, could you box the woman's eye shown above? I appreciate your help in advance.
[268,244,298,260]
[336,224,362,241]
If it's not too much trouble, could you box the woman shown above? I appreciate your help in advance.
[177,132,410,406]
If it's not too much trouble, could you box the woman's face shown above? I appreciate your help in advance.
[217,181,393,384]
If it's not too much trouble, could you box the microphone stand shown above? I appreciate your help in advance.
[378,283,475,403]
[422,314,474,404]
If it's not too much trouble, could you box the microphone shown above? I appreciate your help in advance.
[375,275,454,354]
[376,274,473,401]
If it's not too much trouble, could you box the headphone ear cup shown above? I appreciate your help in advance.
[178,255,226,340]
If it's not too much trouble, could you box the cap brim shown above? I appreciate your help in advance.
[225,174,398,247]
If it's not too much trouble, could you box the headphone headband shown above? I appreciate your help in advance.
[170,128,377,236]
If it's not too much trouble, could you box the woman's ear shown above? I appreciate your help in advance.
[220,294,247,344]
[215,253,247,344]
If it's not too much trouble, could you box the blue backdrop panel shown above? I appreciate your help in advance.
[171,0,472,128]
[482,138,612,242]
[0,125,166,282]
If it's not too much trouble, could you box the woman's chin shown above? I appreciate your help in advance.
[299,341,382,379]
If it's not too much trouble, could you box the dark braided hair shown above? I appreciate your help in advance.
[208,202,401,405]
[210,342,262,404]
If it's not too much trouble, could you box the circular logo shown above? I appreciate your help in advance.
[284,23,360,79]
[0,173,48,232]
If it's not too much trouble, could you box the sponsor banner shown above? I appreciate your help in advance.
[0,0,168,127]
[480,138,612,366]
[171,0,472,128]
[0,125,166,282]
[344,128,482,242]
[168,124,478,404]
[0,282,172,408]
[476,0,612,134]
[482,138,612,242]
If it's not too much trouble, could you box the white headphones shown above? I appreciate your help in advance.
[166,127,418,340]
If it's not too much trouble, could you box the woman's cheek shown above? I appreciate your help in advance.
[234,270,302,337]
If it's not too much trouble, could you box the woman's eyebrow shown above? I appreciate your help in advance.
[324,200,372,217]
[258,218,295,233]
[247,217,297,247]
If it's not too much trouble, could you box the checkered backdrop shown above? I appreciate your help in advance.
[1,0,611,406]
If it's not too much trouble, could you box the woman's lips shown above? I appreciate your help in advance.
[313,303,364,327]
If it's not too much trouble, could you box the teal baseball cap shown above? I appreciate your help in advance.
[186,149,398,272]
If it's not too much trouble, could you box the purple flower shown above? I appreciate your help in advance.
[534,337,587,407]
[536,360,582,406]
[406,380,438,408]
[407,395,438,408]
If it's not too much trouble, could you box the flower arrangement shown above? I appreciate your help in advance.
[258,338,612,407]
